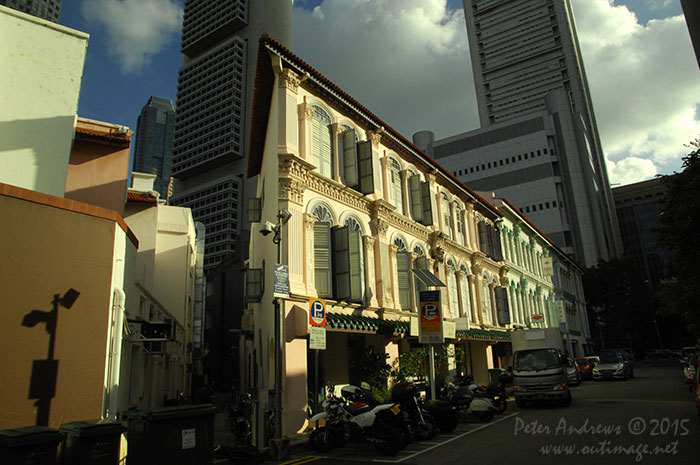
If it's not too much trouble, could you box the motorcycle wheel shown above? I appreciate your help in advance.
[475,411,493,422]
[415,414,437,440]
[496,398,507,414]
[371,423,403,456]
[309,427,335,453]
[436,409,458,433]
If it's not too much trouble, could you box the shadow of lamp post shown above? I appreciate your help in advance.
[22,289,80,426]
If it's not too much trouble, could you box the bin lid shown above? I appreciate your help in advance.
[59,420,126,437]
[0,426,64,447]
[138,404,217,422]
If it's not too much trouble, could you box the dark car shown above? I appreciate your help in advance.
[574,357,595,380]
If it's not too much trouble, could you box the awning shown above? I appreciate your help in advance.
[411,268,445,287]
[327,313,409,335]
[457,329,511,341]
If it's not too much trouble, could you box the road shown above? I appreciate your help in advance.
[272,360,699,465]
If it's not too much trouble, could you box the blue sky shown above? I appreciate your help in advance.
[58,0,695,186]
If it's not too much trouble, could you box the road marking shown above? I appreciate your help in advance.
[279,456,322,465]
[587,398,692,406]
[372,412,520,463]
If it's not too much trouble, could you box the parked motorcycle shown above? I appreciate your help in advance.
[309,383,403,456]
[438,378,497,422]
[464,374,508,414]
[227,391,252,444]
[389,382,439,439]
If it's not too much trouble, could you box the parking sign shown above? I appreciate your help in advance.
[419,291,443,344]
[309,298,326,327]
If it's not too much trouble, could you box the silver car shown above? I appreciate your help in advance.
[593,355,633,380]
[565,357,581,386]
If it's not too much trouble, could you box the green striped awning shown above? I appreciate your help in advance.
[457,329,511,341]
[326,313,409,335]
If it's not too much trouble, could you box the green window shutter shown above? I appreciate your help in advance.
[312,118,322,170]
[358,140,375,195]
[409,175,423,222]
[420,181,433,226]
[315,222,332,298]
[496,287,511,325]
[342,129,358,187]
[448,271,459,316]
[321,124,332,177]
[478,222,488,254]
[332,226,350,301]
[392,169,403,212]
[397,252,411,310]
[348,229,364,303]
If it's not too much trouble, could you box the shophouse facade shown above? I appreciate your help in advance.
[245,36,519,441]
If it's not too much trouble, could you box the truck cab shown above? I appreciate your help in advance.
[511,328,571,407]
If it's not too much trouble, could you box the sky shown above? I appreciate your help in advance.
[58,0,699,187]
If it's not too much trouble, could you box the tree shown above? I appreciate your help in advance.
[657,138,700,336]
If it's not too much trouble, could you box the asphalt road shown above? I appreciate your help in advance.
[272,360,699,465]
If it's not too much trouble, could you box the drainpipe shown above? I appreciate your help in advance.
[104,288,126,420]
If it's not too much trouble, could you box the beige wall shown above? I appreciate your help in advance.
[0,186,135,429]
[0,7,88,197]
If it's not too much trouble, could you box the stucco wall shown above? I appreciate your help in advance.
[0,6,88,197]
[0,191,126,429]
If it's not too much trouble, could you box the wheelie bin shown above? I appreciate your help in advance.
[59,420,125,465]
[0,425,64,465]
[123,404,216,465]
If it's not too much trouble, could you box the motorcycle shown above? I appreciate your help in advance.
[438,378,497,422]
[389,381,438,440]
[227,391,252,444]
[309,383,404,456]
[464,374,508,414]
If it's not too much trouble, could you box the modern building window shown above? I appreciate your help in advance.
[311,105,333,178]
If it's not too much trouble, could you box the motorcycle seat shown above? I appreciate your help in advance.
[345,402,372,415]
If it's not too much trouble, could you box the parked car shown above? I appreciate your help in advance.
[684,354,698,391]
[593,354,633,380]
[574,357,595,380]
[565,357,581,386]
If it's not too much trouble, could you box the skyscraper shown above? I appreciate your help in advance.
[133,96,175,199]
[170,0,293,272]
[0,0,61,22]
[416,0,621,267]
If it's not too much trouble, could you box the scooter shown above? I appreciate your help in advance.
[439,380,497,422]
[465,375,508,414]
[309,383,404,456]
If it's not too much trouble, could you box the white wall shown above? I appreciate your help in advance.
[0,6,88,196]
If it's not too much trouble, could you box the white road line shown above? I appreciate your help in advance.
[372,412,520,463]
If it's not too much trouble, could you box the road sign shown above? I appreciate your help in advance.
[419,290,443,344]
[309,298,326,327]
[273,264,290,297]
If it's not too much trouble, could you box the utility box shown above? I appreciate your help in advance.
[0,425,64,465]
[59,420,125,465]
[124,404,216,465]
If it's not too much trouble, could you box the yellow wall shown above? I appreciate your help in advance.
[0,191,129,429]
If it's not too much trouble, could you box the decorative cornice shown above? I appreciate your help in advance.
[279,153,314,180]
[280,69,300,93]
[303,171,371,212]
[369,217,389,237]
[279,178,305,204]
[367,129,382,149]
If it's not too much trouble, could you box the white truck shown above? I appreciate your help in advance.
[510,327,571,407]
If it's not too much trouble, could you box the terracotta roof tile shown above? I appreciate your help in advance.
[127,191,159,204]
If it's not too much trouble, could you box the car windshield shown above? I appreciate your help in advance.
[600,355,623,364]
[575,359,588,366]
[514,349,561,371]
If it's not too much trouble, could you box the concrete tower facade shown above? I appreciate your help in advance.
[133,96,175,199]
[0,0,61,22]
[417,0,621,267]
[170,0,293,271]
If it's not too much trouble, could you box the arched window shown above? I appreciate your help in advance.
[460,265,471,321]
[311,105,332,178]
[312,204,333,298]
[447,260,459,317]
[390,158,403,213]
[394,237,410,310]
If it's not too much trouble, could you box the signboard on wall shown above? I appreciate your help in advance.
[309,298,327,350]
[542,257,554,276]
[419,290,444,344]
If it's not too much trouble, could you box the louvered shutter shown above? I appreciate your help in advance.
[413,256,428,300]
[332,226,350,301]
[342,129,358,187]
[397,252,411,310]
[420,181,433,226]
[312,118,332,177]
[348,229,364,303]
[493,228,504,261]
[321,124,332,177]
[314,222,332,298]
[409,175,423,222]
[312,118,322,171]
[358,140,374,195]
[496,287,511,325]
[392,169,403,212]
[478,222,488,254]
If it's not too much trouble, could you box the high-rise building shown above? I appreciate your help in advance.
[170,0,293,272]
[415,0,621,267]
[133,96,175,200]
[0,0,60,22]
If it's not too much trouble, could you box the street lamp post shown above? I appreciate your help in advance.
[261,209,291,441]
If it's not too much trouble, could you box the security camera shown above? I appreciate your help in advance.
[259,221,276,236]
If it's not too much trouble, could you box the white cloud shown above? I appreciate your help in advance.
[293,0,478,140]
[571,0,700,183]
[82,0,183,74]
[606,156,658,185]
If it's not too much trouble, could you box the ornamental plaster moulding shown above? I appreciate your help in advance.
[279,69,300,93]
[279,153,314,181]
[279,178,305,204]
